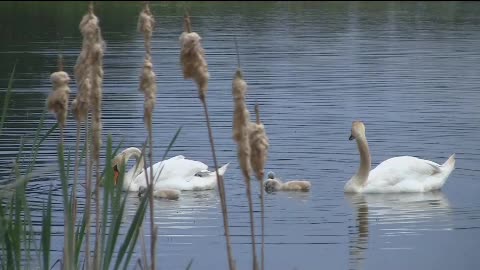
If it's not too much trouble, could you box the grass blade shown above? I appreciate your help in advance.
[41,186,53,270]
[0,62,16,136]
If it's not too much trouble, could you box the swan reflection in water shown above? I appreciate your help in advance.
[124,189,219,225]
[345,191,453,270]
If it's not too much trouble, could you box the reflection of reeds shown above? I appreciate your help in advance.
[180,13,237,270]
[138,3,158,270]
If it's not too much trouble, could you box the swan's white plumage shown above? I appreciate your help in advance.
[345,121,456,193]
[114,147,228,192]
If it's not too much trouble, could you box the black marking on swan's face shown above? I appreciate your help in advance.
[267,171,276,179]
[138,186,147,198]
[264,179,281,194]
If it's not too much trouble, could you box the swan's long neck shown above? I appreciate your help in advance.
[354,135,371,186]
[122,147,145,187]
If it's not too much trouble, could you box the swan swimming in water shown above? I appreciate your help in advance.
[112,147,229,192]
[345,121,456,193]
[264,171,311,193]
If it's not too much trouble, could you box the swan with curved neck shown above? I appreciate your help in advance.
[345,121,456,193]
[112,147,229,192]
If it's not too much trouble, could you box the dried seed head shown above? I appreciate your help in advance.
[232,69,251,177]
[138,4,155,55]
[248,122,269,181]
[138,3,157,130]
[75,5,105,160]
[179,28,210,99]
[47,71,71,128]
[71,77,90,122]
[139,58,157,127]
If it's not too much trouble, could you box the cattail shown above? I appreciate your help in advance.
[179,16,210,100]
[74,3,105,269]
[138,2,157,124]
[138,3,158,270]
[90,41,104,160]
[232,68,259,270]
[47,71,71,129]
[180,13,236,270]
[138,2,157,147]
[232,69,252,177]
[138,3,155,56]
[249,120,269,181]
[139,57,157,128]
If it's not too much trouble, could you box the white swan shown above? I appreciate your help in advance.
[112,147,229,192]
[345,121,456,193]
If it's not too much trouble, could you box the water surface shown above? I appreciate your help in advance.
[1,2,479,270]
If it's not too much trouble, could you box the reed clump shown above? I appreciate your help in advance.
[180,13,237,270]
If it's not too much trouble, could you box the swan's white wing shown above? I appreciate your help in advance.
[149,155,208,181]
[368,156,441,187]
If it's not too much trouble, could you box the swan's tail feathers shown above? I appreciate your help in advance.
[442,153,456,172]
[217,163,230,176]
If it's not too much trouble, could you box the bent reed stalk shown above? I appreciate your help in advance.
[180,13,237,270]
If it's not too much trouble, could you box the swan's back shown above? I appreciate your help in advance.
[148,155,208,181]
[366,155,455,192]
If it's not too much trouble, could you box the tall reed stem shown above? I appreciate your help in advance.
[244,173,259,270]
[94,152,101,270]
[200,97,236,270]
[60,127,71,270]
[255,103,265,270]
[84,118,92,268]
[137,3,158,269]
[72,124,81,253]
[148,128,156,270]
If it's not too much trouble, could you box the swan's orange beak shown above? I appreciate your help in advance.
[113,165,119,186]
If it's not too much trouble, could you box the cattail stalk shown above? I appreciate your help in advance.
[47,56,72,270]
[250,103,269,270]
[232,69,259,270]
[74,2,105,268]
[180,14,236,270]
[138,3,158,270]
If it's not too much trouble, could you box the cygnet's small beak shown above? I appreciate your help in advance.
[349,134,355,141]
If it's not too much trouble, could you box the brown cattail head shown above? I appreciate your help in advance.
[179,15,209,100]
[139,58,157,128]
[138,3,157,129]
[232,68,251,178]
[138,3,155,56]
[71,77,90,123]
[76,3,105,159]
[47,71,71,129]
[248,121,269,181]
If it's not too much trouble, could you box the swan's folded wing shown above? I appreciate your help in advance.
[150,157,208,181]
[369,156,441,187]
